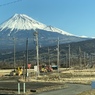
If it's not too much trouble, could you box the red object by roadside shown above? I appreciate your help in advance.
[28,64,31,69]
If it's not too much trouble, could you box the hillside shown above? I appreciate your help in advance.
[0,14,89,51]
[69,38,95,54]
[0,38,95,69]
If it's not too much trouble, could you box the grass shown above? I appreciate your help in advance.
[77,90,95,95]
[1,68,95,94]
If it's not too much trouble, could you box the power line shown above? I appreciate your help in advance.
[0,0,23,7]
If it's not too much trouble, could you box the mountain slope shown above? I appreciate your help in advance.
[0,14,73,36]
[0,14,90,51]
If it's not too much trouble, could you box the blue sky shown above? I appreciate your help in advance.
[0,0,95,37]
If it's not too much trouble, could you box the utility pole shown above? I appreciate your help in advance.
[25,38,28,81]
[79,46,82,69]
[23,54,25,80]
[83,52,86,67]
[13,37,16,70]
[90,55,93,67]
[68,44,70,68]
[48,47,50,66]
[34,31,39,77]
[57,38,60,73]
[66,53,68,69]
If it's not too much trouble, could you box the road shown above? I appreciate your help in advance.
[35,83,91,95]
[0,81,63,94]
[0,81,61,90]
[0,76,92,95]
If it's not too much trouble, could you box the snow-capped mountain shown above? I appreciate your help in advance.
[0,14,46,31]
[0,14,73,36]
[0,14,90,51]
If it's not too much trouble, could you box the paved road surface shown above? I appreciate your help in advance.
[0,81,60,90]
[0,77,91,95]
[35,84,91,95]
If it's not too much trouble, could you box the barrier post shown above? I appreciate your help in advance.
[23,82,26,93]
[18,82,20,94]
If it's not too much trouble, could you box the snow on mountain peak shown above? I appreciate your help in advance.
[0,14,74,36]
[0,14,46,31]
[43,25,73,36]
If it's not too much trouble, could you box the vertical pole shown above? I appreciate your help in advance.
[57,38,60,73]
[48,47,50,66]
[13,37,16,70]
[18,82,20,94]
[66,53,67,69]
[34,31,39,77]
[23,82,25,93]
[36,32,39,76]
[86,53,88,67]
[90,55,92,67]
[25,38,28,81]
[68,44,70,68]
[84,52,86,67]
[79,46,81,69]
[23,54,25,80]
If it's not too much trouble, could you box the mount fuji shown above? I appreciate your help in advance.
[0,14,74,36]
[0,14,90,51]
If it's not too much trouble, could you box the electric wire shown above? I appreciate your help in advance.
[0,0,24,7]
